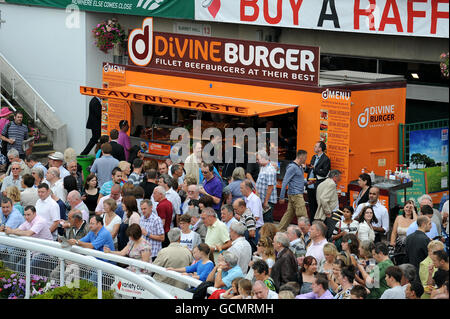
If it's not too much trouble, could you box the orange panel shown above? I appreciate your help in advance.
[349,88,406,182]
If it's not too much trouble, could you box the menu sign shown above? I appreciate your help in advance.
[319,89,351,192]
[101,63,131,135]
[128,18,320,87]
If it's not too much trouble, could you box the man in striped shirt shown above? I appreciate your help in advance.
[1,111,28,159]
[232,198,257,252]
[139,199,164,260]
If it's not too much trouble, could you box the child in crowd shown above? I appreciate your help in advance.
[350,285,368,299]
[232,279,253,299]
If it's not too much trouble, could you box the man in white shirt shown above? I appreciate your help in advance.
[169,163,185,188]
[353,187,389,242]
[47,152,70,179]
[240,179,264,230]
[305,221,328,264]
[95,184,122,216]
[35,183,61,240]
[221,204,238,231]
[44,167,66,203]
[227,222,252,275]
[181,184,200,215]
[67,190,90,222]
[159,174,181,227]
[252,280,278,299]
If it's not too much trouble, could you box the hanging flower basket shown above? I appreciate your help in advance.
[440,52,449,79]
[92,18,126,54]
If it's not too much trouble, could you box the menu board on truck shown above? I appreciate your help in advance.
[320,89,351,192]
[101,63,131,135]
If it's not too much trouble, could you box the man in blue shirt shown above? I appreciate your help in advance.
[67,215,115,285]
[199,162,223,217]
[279,150,308,231]
[406,205,440,239]
[99,167,123,198]
[90,143,119,187]
[0,197,25,229]
[68,215,115,257]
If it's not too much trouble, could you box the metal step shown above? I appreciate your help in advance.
[32,142,53,151]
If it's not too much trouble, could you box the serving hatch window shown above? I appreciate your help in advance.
[131,103,297,177]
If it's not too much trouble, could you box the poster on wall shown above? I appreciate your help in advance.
[395,169,427,206]
[409,127,449,203]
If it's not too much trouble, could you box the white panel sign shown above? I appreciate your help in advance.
[195,0,449,38]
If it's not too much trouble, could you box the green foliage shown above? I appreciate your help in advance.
[0,262,14,279]
[33,280,114,299]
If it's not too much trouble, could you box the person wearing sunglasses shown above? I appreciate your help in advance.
[1,162,23,196]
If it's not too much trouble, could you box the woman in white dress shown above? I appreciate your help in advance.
[102,198,122,248]
[390,200,417,247]
[356,206,377,243]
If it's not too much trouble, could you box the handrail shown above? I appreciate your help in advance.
[0,234,175,299]
[0,52,56,113]
[2,233,202,288]
[0,93,17,112]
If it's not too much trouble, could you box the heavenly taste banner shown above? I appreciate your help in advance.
[5,0,194,19]
[196,0,449,38]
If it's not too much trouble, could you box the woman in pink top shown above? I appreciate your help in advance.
[0,107,13,136]
[122,195,140,226]
[117,120,131,161]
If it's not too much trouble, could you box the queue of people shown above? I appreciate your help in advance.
[1,130,449,300]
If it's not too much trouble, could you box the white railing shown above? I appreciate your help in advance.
[6,234,203,289]
[0,52,56,113]
[0,233,194,299]
[15,235,220,296]
[0,51,67,151]
[0,93,16,112]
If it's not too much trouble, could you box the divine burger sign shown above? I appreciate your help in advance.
[128,18,320,88]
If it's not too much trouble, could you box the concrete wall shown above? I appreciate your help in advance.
[0,4,122,154]
[0,4,87,152]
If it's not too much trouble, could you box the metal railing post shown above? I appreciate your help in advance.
[25,250,31,299]
[97,269,102,299]
[59,258,65,286]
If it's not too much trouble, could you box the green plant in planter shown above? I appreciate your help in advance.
[33,280,114,299]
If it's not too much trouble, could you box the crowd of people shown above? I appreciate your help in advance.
[0,113,449,300]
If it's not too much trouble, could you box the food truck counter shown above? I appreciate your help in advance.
[348,176,413,224]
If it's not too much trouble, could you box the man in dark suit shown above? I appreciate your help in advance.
[305,141,331,223]
[81,97,102,155]
[109,129,126,162]
[405,215,432,271]
[271,232,299,292]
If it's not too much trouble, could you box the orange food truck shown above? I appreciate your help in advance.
[80,18,409,221]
